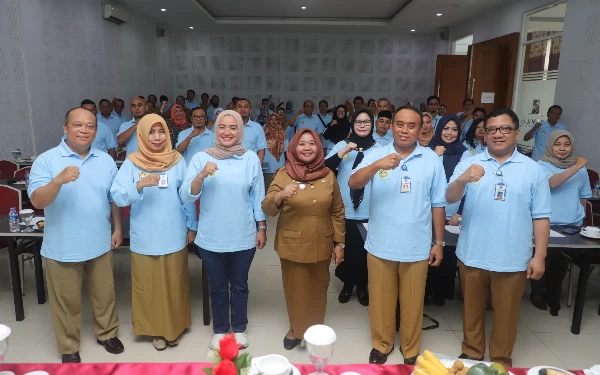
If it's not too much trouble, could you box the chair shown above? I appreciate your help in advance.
[0,160,18,179]
[116,151,126,161]
[588,168,600,219]
[14,167,31,181]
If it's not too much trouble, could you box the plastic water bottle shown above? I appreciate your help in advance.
[594,181,600,199]
[9,207,20,233]
[24,171,30,188]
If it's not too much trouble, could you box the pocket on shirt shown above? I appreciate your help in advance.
[324,227,334,237]
[283,230,302,239]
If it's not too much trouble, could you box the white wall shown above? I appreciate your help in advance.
[167,33,438,110]
[554,0,600,172]
[449,0,556,44]
[0,0,34,160]
[14,0,170,156]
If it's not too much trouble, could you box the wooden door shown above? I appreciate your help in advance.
[468,44,510,113]
[434,55,469,114]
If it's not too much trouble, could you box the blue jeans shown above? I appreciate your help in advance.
[198,247,256,334]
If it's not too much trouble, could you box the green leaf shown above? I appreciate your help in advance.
[211,352,222,366]
[234,352,253,370]
[203,368,213,375]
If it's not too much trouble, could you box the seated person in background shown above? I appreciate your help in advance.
[461,118,486,159]
[523,105,567,160]
[460,107,486,142]
[530,130,591,315]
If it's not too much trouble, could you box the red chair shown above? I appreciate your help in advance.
[588,169,600,218]
[14,167,31,181]
[0,185,22,214]
[0,160,18,179]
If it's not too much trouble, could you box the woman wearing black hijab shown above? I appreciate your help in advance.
[325,108,377,306]
[323,104,352,146]
[426,114,466,306]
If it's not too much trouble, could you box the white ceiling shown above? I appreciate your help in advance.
[115,0,516,34]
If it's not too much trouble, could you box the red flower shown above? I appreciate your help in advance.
[214,359,238,375]
[218,334,240,361]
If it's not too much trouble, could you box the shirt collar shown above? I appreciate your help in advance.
[98,113,113,120]
[58,140,97,159]
[479,147,524,164]
[389,142,423,161]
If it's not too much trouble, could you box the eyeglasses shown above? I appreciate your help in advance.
[354,120,372,126]
[485,126,515,135]
[192,115,207,120]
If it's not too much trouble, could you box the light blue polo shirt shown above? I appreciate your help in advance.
[373,130,394,146]
[461,141,486,160]
[112,110,127,125]
[61,121,117,153]
[117,119,138,155]
[97,113,121,137]
[432,114,443,130]
[538,161,591,226]
[352,143,447,262]
[176,127,215,165]
[327,141,379,220]
[317,113,333,150]
[185,100,200,109]
[110,158,197,256]
[180,151,266,252]
[450,149,552,272]
[241,120,268,153]
[460,118,473,142]
[28,141,117,262]
[531,121,568,160]
[295,114,325,134]
[264,139,289,173]
[207,106,218,121]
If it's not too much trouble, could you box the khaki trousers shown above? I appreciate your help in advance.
[45,251,119,354]
[459,261,526,367]
[368,253,428,358]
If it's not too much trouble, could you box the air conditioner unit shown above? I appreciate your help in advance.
[102,3,128,25]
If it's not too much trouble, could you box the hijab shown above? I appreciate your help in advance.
[540,130,577,169]
[347,108,377,210]
[429,114,467,181]
[128,114,182,172]
[170,104,188,127]
[204,110,248,160]
[264,113,286,162]
[323,104,352,144]
[418,112,434,147]
[285,128,329,182]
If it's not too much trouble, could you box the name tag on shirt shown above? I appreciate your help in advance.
[158,172,168,188]
[401,176,411,193]
[494,182,506,201]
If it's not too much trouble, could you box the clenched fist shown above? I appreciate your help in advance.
[139,173,160,189]
[55,166,80,185]
[575,157,588,169]
[277,184,298,200]
[458,164,485,184]
[434,146,446,156]
[198,162,218,179]
[375,153,401,171]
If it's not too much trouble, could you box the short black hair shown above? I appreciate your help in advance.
[187,89,196,95]
[116,99,124,106]
[351,108,375,127]
[303,100,314,106]
[236,97,251,107]
[138,96,145,100]
[176,95,185,102]
[485,108,520,130]
[98,98,110,106]
[148,94,157,100]
[353,96,364,103]
[440,104,447,108]
[201,92,209,98]
[377,98,390,104]
[463,98,475,105]
[191,107,206,116]
[145,100,154,105]
[395,105,424,126]
[65,107,96,124]
[80,99,96,107]
[262,98,270,103]
[473,107,486,117]
[427,96,440,104]
[319,100,328,107]
[160,95,168,102]
[378,110,393,121]
[548,105,563,115]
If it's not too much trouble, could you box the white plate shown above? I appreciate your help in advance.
[411,358,515,375]
[527,366,575,375]
[0,372,16,375]
[11,181,25,185]
[19,217,44,230]
[580,230,600,239]
[251,356,300,375]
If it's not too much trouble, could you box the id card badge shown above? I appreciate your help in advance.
[401,176,412,193]
[158,172,168,188]
[494,182,506,201]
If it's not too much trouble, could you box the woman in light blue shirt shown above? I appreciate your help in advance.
[110,114,197,351]
[530,130,592,315]
[325,108,377,307]
[180,110,267,351]
[461,118,486,160]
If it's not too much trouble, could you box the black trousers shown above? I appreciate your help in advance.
[335,218,368,287]
[425,246,458,300]
[530,250,569,308]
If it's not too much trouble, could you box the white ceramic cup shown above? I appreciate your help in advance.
[257,355,290,375]
[582,226,600,237]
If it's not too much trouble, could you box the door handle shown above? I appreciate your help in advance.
[437,81,441,96]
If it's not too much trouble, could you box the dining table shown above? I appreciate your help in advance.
[0,216,211,326]
[357,223,600,335]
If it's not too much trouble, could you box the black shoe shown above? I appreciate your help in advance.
[338,286,353,304]
[369,346,393,365]
[424,294,432,306]
[399,347,417,365]
[433,295,446,307]
[283,336,302,350]
[62,352,81,363]
[357,286,369,306]
[97,337,124,354]
[458,353,484,361]
[530,294,547,311]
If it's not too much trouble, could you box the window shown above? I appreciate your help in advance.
[452,35,473,55]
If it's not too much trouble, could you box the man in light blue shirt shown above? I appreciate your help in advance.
[349,106,446,366]
[236,98,267,164]
[294,100,325,136]
[523,105,567,160]
[111,98,127,124]
[117,97,146,155]
[185,89,200,109]
[97,99,121,137]
[76,99,117,159]
[317,100,334,152]
[373,110,394,146]
[177,107,215,164]
[446,108,550,367]
[427,95,443,130]
[207,95,220,121]
[28,107,124,363]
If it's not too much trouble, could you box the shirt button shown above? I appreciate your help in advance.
[312,200,316,204]
[311,185,315,189]
[313,215,317,219]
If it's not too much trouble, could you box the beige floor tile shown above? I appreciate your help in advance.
[536,332,600,370]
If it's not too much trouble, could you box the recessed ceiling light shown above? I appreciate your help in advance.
[161,8,166,11]
[301,6,306,9]
[410,29,416,32]
[436,13,442,16]
[189,26,194,29]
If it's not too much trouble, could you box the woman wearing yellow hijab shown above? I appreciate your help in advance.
[110,114,197,351]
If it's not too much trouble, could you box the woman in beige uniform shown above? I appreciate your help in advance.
[262,128,345,350]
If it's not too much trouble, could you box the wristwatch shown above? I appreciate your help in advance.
[257,225,267,231]
[432,240,445,248]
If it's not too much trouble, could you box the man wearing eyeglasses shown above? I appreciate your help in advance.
[176,107,215,165]
[446,108,551,367]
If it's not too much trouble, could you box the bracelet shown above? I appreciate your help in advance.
[257,225,267,230]
[136,181,142,191]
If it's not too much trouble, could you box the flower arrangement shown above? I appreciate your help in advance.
[203,335,253,375]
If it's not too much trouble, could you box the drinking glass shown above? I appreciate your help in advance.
[19,209,35,233]
[304,325,336,375]
[0,324,11,364]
